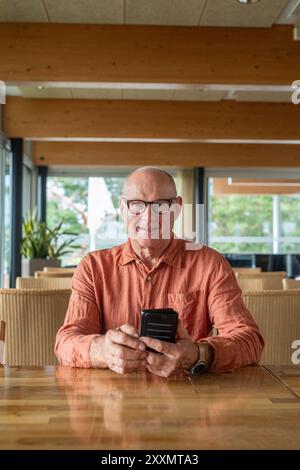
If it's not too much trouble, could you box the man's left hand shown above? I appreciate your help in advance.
[139,320,199,378]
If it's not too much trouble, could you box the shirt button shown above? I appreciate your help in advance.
[147,276,151,281]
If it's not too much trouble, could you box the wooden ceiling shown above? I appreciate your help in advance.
[0,0,294,28]
[0,24,298,85]
[1,1,300,167]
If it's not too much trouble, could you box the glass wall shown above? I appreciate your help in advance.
[46,174,128,266]
[206,172,300,254]
[0,139,36,286]
[0,141,12,287]
[22,142,37,221]
[0,140,4,286]
[22,164,33,217]
[46,168,193,267]
[280,195,300,253]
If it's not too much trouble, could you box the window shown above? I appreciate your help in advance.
[0,141,12,287]
[22,164,34,217]
[47,175,128,267]
[206,172,300,254]
[280,194,300,253]
[0,141,4,286]
[46,168,191,267]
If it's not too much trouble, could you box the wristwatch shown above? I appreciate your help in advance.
[189,342,212,375]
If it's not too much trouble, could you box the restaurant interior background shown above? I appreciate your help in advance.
[1,0,300,454]
[1,0,300,289]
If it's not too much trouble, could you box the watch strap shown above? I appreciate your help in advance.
[189,342,212,375]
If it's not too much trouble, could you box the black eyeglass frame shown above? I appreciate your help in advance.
[121,197,179,215]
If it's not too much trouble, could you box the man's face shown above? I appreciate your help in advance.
[120,172,182,249]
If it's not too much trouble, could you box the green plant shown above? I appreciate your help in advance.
[21,209,80,260]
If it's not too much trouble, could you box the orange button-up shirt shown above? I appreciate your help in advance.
[55,237,264,371]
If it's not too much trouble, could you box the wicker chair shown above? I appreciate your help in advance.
[233,267,262,274]
[282,278,300,290]
[0,288,71,366]
[35,271,74,278]
[236,271,286,278]
[242,290,300,365]
[16,276,72,289]
[237,275,284,291]
[43,267,76,274]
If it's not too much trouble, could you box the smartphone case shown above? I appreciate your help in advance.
[140,308,178,343]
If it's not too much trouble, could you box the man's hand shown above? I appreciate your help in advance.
[90,323,147,374]
[139,320,199,378]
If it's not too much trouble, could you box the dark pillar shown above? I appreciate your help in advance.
[195,167,205,205]
[10,138,23,287]
[194,167,205,244]
[37,166,48,223]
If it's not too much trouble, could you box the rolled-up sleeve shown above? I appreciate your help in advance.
[54,256,101,368]
[200,256,264,372]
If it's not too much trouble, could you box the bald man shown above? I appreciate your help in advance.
[55,167,264,377]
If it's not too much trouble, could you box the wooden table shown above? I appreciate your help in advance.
[0,365,300,450]
[265,365,300,399]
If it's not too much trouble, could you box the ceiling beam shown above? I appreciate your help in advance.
[33,142,300,168]
[4,97,300,142]
[0,23,298,86]
[214,178,300,194]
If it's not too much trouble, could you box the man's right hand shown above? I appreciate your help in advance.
[90,323,147,374]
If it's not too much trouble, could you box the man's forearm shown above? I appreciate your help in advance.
[201,328,264,372]
[55,326,104,368]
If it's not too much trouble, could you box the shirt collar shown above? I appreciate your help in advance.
[119,235,185,268]
[118,239,137,266]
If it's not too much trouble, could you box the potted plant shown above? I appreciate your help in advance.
[21,209,79,276]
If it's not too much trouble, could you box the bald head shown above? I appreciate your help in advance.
[120,166,182,249]
[123,166,177,199]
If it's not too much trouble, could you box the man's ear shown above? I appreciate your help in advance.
[172,197,183,221]
[119,196,127,223]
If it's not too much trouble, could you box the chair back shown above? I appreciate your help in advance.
[234,267,262,274]
[237,271,286,277]
[282,278,300,290]
[16,276,72,289]
[35,271,74,278]
[242,290,300,365]
[237,275,284,291]
[0,289,71,366]
[43,267,76,274]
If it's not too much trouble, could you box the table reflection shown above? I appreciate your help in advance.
[55,366,255,448]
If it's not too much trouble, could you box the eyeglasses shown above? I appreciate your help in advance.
[123,198,177,215]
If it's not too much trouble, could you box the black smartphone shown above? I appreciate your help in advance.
[140,308,178,346]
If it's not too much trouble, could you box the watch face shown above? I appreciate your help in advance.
[191,361,207,375]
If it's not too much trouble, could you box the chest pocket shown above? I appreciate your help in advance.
[167,290,202,337]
